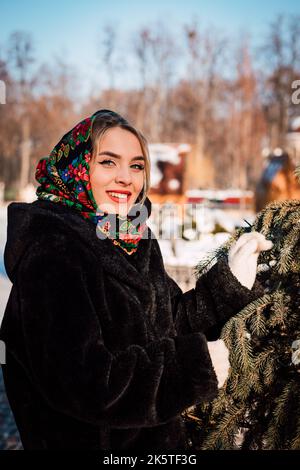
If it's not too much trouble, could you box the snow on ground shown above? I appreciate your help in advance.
[158,233,230,267]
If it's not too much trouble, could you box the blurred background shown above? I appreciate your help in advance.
[1,0,300,449]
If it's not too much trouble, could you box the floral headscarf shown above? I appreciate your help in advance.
[35,110,150,255]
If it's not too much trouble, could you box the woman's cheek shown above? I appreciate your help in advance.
[94,168,114,186]
[133,172,144,192]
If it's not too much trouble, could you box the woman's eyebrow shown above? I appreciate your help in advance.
[98,151,145,161]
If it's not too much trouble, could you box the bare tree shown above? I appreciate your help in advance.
[224,39,266,189]
[183,21,229,186]
[28,58,78,180]
[97,24,120,109]
[260,14,300,148]
[6,31,36,194]
[133,23,178,141]
[7,31,35,92]
[132,28,152,130]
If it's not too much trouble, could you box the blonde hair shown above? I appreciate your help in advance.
[91,109,150,205]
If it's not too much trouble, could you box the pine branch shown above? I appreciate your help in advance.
[189,199,300,450]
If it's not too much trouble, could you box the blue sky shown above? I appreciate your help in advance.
[1,0,300,97]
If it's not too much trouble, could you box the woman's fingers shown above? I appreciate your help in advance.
[229,233,257,258]
[228,231,273,290]
[234,237,259,258]
[230,232,273,258]
[256,235,273,252]
[247,232,273,252]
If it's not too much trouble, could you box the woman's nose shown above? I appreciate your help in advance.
[115,166,132,185]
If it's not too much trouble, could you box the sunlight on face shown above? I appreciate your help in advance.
[89,127,145,216]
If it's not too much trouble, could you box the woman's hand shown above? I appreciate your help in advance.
[228,232,273,290]
[207,339,230,388]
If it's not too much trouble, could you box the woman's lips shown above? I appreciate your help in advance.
[106,191,131,204]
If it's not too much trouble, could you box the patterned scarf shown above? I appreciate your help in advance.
[35,110,150,255]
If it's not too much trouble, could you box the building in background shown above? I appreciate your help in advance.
[148,143,252,209]
[148,143,189,204]
[148,143,215,204]
[255,148,300,212]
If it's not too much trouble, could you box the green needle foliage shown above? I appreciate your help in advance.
[183,199,300,450]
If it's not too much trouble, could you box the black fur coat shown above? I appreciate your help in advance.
[0,199,263,450]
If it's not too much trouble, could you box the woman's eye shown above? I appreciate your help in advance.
[99,159,115,166]
[98,160,144,170]
[131,164,144,170]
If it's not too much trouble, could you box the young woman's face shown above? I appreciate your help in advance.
[89,127,145,216]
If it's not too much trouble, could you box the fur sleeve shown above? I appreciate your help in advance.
[169,258,265,340]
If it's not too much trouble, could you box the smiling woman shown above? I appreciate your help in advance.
[90,110,151,211]
[0,109,267,451]
[89,126,146,217]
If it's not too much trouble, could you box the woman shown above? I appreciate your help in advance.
[0,109,271,450]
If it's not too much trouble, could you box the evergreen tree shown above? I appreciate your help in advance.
[183,198,300,450]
